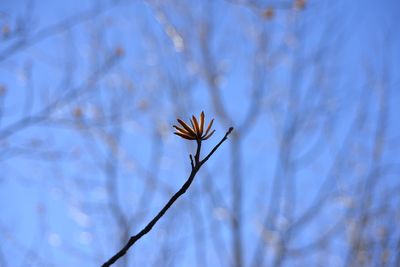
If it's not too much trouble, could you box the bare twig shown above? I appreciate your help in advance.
[0,53,119,141]
[101,127,233,267]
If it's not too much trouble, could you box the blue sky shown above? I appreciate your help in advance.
[0,0,399,266]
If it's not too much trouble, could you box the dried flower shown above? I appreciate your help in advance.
[173,112,215,141]
[263,8,275,20]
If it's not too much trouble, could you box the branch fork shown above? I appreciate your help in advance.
[102,126,233,267]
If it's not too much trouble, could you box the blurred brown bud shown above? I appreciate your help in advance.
[37,203,46,214]
[378,227,387,239]
[381,250,389,264]
[73,107,83,118]
[137,99,149,111]
[0,84,6,96]
[115,46,125,57]
[2,25,10,38]
[294,0,306,10]
[262,8,275,20]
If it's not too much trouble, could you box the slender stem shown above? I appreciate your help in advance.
[195,139,202,165]
[101,127,233,267]
[200,127,233,166]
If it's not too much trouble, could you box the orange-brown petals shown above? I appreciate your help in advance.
[174,132,195,140]
[191,116,200,136]
[177,119,196,136]
[199,112,205,134]
[203,129,215,140]
[204,119,214,136]
[173,112,215,141]
[173,125,189,135]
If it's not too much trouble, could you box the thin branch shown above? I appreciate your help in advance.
[200,127,233,166]
[189,154,194,169]
[0,2,125,63]
[0,53,120,141]
[101,127,234,267]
